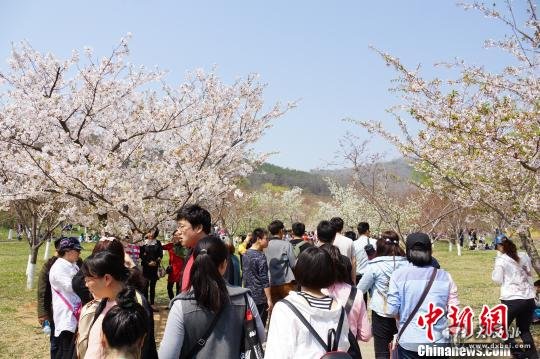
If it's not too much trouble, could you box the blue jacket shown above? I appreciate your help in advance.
[387,264,459,352]
[357,256,409,317]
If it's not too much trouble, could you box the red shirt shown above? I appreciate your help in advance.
[181,254,194,292]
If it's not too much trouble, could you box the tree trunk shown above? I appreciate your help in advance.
[449,241,453,252]
[457,243,462,256]
[519,230,540,276]
[43,239,51,260]
[26,246,40,290]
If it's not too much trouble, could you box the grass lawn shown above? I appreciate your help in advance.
[0,239,539,358]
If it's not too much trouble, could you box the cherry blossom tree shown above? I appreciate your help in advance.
[356,1,540,272]
[220,186,306,236]
[0,36,291,285]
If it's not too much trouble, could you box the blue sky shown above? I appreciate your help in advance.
[0,1,516,171]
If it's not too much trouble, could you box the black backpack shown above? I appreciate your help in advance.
[344,287,362,358]
[281,299,352,359]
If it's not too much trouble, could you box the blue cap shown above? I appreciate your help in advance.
[494,234,508,245]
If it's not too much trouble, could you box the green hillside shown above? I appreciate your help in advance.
[247,159,414,195]
[246,163,330,195]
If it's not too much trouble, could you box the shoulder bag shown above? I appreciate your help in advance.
[389,268,437,359]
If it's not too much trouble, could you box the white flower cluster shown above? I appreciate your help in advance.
[0,38,292,238]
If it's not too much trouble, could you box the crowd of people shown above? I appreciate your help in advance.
[36,204,539,358]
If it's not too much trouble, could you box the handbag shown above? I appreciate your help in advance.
[389,268,438,359]
[240,294,264,359]
[52,287,81,321]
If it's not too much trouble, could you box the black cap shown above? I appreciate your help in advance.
[406,232,431,250]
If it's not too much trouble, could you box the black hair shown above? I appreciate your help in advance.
[92,238,125,257]
[294,246,335,289]
[268,220,284,236]
[250,228,267,247]
[376,230,405,257]
[344,231,357,241]
[534,279,540,287]
[316,220,337,243]
[81,251,130,282]
[102,287,148,351]
[320,243,351,285]
[330,217,344,232]
[190,235,229,312]
[176,204,212,234]
[291,222,306,237]
[54,237,63,250]
[357,222,370,235]
[406,244,432,267]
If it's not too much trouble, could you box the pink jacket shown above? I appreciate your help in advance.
[323,282,372,342]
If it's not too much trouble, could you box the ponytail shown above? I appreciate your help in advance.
[190,235,229,312]
[102,286,147,351]
[501,239,519,263]
[376,230,405,257]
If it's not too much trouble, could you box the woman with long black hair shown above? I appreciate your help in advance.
[492,234,538,359]
[159,235,265,359]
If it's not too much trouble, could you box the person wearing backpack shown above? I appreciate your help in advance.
[321,244,372,358]
[290,222,313,258]
[265,220,297,305]
[265,246,350,358]
[357,230,408,359]
[386,232,459,359]
[159,235,265,359]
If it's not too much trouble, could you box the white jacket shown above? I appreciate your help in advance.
[49,257,81,336]
[265,291,350,358]
[492,252,535,300]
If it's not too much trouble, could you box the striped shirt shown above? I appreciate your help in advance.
[298,291,333,310]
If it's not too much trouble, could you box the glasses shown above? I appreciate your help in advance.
[177,224,192,232]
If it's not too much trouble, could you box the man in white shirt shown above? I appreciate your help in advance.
[330,217,356,284]
[353,222,376,282]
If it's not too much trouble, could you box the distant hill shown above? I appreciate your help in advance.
[246,159,414,195]
[246,163,330,195]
